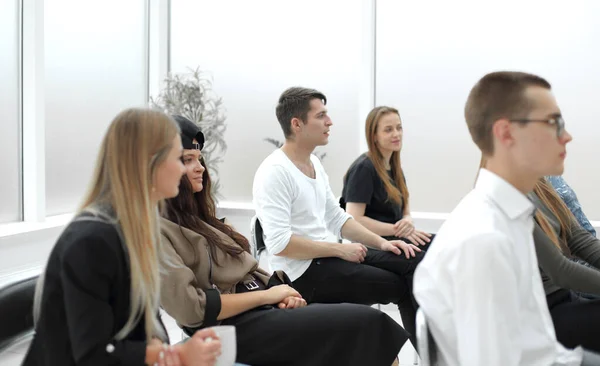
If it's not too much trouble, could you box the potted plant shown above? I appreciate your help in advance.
[150,67,227,199]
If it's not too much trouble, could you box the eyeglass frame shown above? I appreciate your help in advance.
[509,115,565,138]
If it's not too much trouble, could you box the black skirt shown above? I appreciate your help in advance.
[219,302,408,366]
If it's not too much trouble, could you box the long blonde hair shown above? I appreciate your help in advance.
[477,157,573,255]
[365,106,409,206]
[532,179,573,256]
[34,108,178,342]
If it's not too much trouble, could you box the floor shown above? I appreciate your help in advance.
[0,303,419,366]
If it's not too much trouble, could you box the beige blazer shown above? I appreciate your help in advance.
[160,217,270,328]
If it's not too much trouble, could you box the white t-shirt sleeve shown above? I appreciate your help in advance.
[252,164,294,255]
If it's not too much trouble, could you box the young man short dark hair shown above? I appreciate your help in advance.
[253,86,425,347]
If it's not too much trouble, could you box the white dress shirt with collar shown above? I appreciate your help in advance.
[413,168,583,366]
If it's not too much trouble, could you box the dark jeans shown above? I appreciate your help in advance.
[547,289,600,353]
[293,248,424,347]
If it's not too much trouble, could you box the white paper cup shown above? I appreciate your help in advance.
[208,325,237,366]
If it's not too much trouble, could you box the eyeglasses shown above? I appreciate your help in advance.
[509,116,565,138]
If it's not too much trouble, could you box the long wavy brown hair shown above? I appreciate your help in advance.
[163,157,250,266]
[478,157,572,255]
[365,106,409,205]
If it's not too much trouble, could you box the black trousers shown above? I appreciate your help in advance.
[293,248,425,347]
[220,303,408,366]
[547,289,600,353]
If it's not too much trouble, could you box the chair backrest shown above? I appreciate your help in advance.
[0,275,38,352]
[250,215,266,260]
[337,197,346,243]
[338,196,346,210]
[416,308,438,366]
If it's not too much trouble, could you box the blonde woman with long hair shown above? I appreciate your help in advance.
[23,109,221,365]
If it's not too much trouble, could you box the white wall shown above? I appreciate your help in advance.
[170,0,374,201]
[376,0,600,219]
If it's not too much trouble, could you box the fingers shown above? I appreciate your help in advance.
[394,241,414,258]
[358,250,366,263]
[193,328,217,341]
[353,244,367,263]
[283,296,305,309]
[416,230,432,242]
[419,230,432,238]
[200,340,221,364]
[163,345,181,366]
[201,339,221,355]
[395,220,408,233]
[395,225,412,238]
[407,233,425,246]
[402,245,411,259]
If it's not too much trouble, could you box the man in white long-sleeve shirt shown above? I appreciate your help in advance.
[253,87,424,346]
[413,71,600,365]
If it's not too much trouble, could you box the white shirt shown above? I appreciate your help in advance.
[252,149,351,281]
[413,169,583,366]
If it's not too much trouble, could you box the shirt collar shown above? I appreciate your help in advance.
[475,168,536,220]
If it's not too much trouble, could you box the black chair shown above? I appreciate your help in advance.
[250,216,267,260]
[338,196,346,210]
[0,275,38,353]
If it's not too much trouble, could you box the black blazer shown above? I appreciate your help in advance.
[23,214,167,365]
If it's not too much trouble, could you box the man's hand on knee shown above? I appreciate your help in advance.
[336,243,368,263]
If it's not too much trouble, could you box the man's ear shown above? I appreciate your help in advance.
[290,117,303,133]
[491,118,514,148]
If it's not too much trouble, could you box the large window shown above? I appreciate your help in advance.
[0,0,22,223]
[44,0,148,215]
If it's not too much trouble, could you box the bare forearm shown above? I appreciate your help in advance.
[218,292,269,320]
[277,235,342,260]
[355,215,396,237]
[403,201,411,218]
[341,219,385,249]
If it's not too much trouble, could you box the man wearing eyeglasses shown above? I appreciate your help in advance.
[413,71,600,365]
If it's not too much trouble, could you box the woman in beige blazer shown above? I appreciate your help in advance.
[158,116,408,366]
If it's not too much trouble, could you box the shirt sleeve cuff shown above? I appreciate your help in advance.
[334,214,353,238]
[202,288,222,327]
